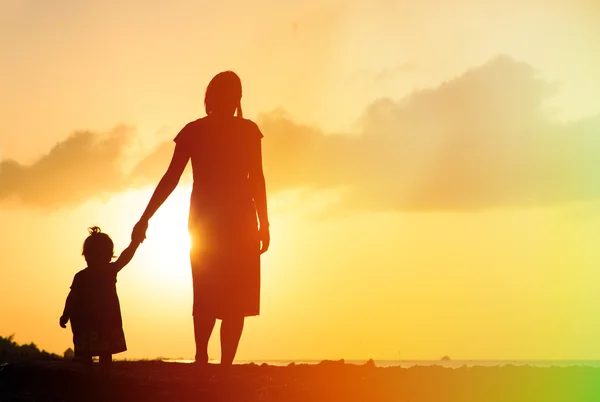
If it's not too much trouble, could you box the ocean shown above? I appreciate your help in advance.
[161,359,600,368]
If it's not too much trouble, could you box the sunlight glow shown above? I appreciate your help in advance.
[130,186,193,292]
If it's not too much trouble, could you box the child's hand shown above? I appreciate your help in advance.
[59,315,69,328]
[132,220,149,244]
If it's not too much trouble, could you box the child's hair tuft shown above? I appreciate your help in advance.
[82,226,115,264]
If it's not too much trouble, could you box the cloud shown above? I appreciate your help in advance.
[256,55,600,210]
[128,136,195,186]
[373,63,415,83]
[0,125,134,208]
[3,55,599,211]
[129,140,176,185]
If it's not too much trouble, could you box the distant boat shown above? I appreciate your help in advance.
[440,356,451,361]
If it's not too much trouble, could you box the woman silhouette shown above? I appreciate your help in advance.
[132,71,270,368]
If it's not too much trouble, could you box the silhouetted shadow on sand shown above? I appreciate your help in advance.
[1,359,599,402]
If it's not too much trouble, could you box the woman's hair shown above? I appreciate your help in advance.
[82,226,115,264]
[204,71,243,118]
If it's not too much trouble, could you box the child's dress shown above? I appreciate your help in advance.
[67,263,127,356]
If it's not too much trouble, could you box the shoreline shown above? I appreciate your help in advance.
[156,358,600,368]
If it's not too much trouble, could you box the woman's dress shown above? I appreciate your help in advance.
[174,115,264,319]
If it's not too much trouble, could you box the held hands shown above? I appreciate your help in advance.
[59,315,69,329]
[133,218,269,251]
[259,225,270,254]
[132,219,149,244]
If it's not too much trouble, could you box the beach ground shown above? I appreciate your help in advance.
[1,359,598,402]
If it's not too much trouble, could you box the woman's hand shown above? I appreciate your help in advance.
[132,219,149,244]
[259,225,270,254]
[59,315,68,329]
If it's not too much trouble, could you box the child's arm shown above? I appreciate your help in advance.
[60,290,74,328]
[113,240,141,272]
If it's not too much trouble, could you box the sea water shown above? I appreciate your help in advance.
[161,359,600,368]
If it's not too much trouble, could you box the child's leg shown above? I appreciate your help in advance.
[99,353,112,376]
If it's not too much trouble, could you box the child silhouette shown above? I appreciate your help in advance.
[60,226,140,375]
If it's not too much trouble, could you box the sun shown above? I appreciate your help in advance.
[134,187,193,291]
[122,185,292,301]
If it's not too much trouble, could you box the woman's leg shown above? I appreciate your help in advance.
[79,354,93,372]
[194,313,216,364]
[220,316,245,366]
[99,353,112,376]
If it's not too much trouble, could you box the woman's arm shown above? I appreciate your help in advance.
[249,139,269,230]
[249,136,270,254]
[132,144,190,243]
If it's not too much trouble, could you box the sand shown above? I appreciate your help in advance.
[1,359,598,401]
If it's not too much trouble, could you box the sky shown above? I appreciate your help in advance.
[1,0,600,361]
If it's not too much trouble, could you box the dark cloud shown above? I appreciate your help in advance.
[0,125,134,208]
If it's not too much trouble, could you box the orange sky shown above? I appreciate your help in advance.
[1,0,600,361]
